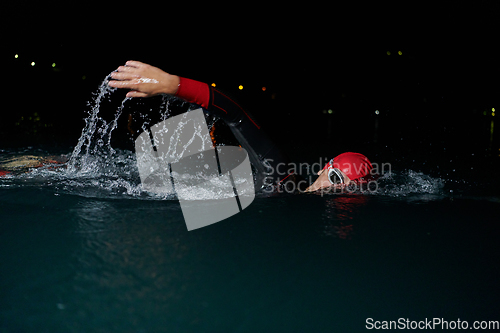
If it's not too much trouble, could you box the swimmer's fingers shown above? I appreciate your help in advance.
[110,71,139,81]
[114,61,144,73]
[108,72,145,90]
[125,60,146,68]
[115,65,135,73]
[126,90,148,98]
[108,78,139,89]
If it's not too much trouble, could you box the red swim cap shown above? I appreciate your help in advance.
[323,152,373,180]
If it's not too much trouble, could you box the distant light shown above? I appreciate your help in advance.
[262,87,266,91]
[398,50,403,55]
[52,63,56,68]
[492,107,495,112]
[375,110,380,115]
[14,54,19,59]
[238,85,243,90]
[211,83,216,87]
[386,51,391,56]
[31,61,35,66]
[328,109,333,114]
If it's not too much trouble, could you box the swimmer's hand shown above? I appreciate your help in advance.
[108,60,180,98]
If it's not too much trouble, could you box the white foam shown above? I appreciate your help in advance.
[375,170,445,197]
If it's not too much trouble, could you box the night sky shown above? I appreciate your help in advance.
[2,1,499,149]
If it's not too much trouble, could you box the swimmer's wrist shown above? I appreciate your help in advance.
[162,75,180,95]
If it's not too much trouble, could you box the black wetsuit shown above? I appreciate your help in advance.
[175,77,304,194]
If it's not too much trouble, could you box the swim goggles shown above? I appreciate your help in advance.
[327,168,345,185]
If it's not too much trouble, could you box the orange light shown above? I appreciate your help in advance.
[211,83,216,87]
[210,124,216,147]
[262,87,266,91]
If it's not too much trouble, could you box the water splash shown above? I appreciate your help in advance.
[0,75,156,198]
[0,74,235,201]
[371,170,446,202]
[59,74,184,199]
[67,74,130,174]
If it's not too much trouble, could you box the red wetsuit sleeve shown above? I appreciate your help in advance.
[175,77,210,109]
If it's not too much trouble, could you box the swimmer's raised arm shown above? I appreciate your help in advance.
[108,60,180,98]
[108,60,293,192]
[109,60,211,108]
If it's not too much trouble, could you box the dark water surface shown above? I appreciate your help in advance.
[1,184,499,332]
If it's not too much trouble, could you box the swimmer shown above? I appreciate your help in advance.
[304,152,373,192]
[108,60,373,193]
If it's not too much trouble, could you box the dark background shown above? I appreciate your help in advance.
[2,1,499,161]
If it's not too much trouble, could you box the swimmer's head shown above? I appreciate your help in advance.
[305,152,373,192]
[323,152,373,180]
